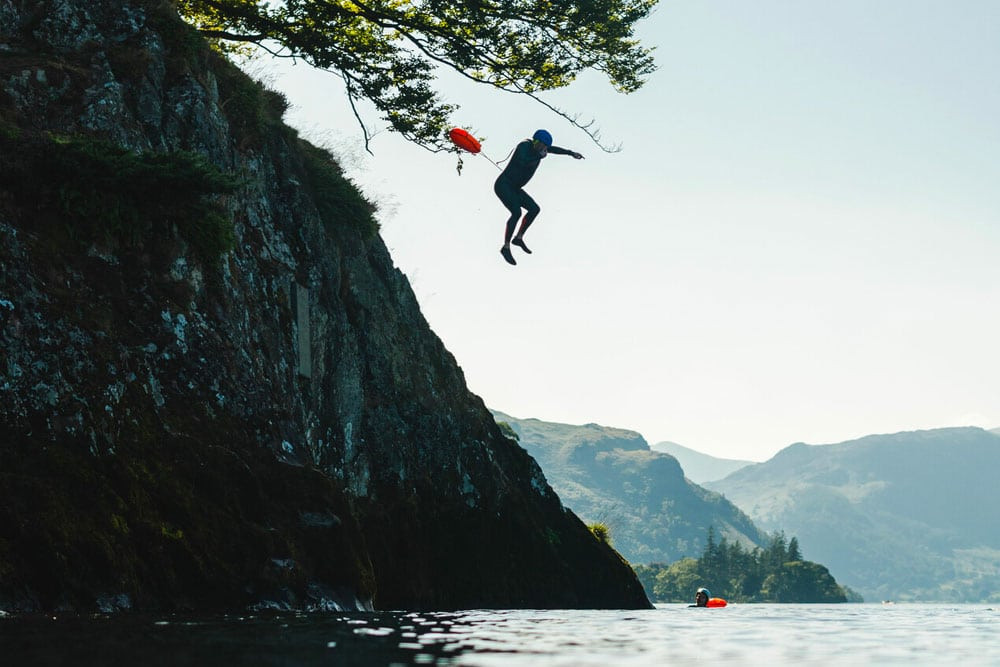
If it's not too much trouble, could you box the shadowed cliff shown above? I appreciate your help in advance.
[0,0,649,612]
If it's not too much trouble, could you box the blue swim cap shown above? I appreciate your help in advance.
[532,129,553,146]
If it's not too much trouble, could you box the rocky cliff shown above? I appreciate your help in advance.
[0,0,650,612]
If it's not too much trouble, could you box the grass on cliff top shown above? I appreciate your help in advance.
[0,126,236,266]
[145,0,380,238]
[298,140,379,239]
[143,0,289,142]
[588,522,613,546]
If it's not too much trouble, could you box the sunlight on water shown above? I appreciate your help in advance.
[1,604,998,665]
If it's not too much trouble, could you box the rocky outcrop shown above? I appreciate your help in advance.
[0,0,650,611]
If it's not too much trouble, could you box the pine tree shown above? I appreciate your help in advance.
[787,536,802,562]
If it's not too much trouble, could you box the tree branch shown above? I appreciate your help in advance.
[197,29,267,42]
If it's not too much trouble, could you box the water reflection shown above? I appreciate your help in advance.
[0,610,482,666]
[0,605,998,666]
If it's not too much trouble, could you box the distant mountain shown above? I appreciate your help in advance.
[650,441,753,484]
[493,411,767,565]
[707,427,1000,602]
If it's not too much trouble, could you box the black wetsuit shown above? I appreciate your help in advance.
[494,140,573,243]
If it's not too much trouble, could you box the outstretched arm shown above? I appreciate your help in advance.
[548,145,585,159]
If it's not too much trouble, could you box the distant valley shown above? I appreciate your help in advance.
[650,441,753,484]
[492,411,766,565]
[497,409,1000,603]
[707,427,1000,602]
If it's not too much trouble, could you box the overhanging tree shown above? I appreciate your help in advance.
[175,0,658,151]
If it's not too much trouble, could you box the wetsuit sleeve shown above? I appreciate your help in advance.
[547,145,574,155]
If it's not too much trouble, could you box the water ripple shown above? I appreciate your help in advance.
[1,604,998,665]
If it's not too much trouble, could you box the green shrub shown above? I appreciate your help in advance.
[298,140,378,238]
[589,522,612,546]
[497,421,520,442]
[0,118,20,141]
[160,524,185,540]
[145,0,213,80]
[213,52,289,146]
[146,0,288,147]
[0,131,236,266]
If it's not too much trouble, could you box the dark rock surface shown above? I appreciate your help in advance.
[0,0,650,612]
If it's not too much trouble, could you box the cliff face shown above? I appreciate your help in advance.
[0,0,650,612]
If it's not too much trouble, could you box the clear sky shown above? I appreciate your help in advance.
[253,0,1000,462]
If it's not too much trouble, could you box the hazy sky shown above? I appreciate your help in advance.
[256,0,1000,461]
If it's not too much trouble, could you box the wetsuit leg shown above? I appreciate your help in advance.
[516,195,540,238]
[494,177,522,244]
[495,177,540,244]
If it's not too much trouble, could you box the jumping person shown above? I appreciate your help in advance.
[494,129,584,265]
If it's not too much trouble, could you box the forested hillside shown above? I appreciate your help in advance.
[494,412,767,564]
[709,428,1000,602]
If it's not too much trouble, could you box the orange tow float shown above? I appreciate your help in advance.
[691,587,728,608]
[448,127,481,154]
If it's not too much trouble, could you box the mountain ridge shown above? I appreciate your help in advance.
[650,441,754,483]
[708,426,1000,601]
[493,411,768,565]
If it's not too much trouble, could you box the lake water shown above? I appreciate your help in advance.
[2,604,998,665]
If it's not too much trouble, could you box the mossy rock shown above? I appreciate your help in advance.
[0,130,236,267]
